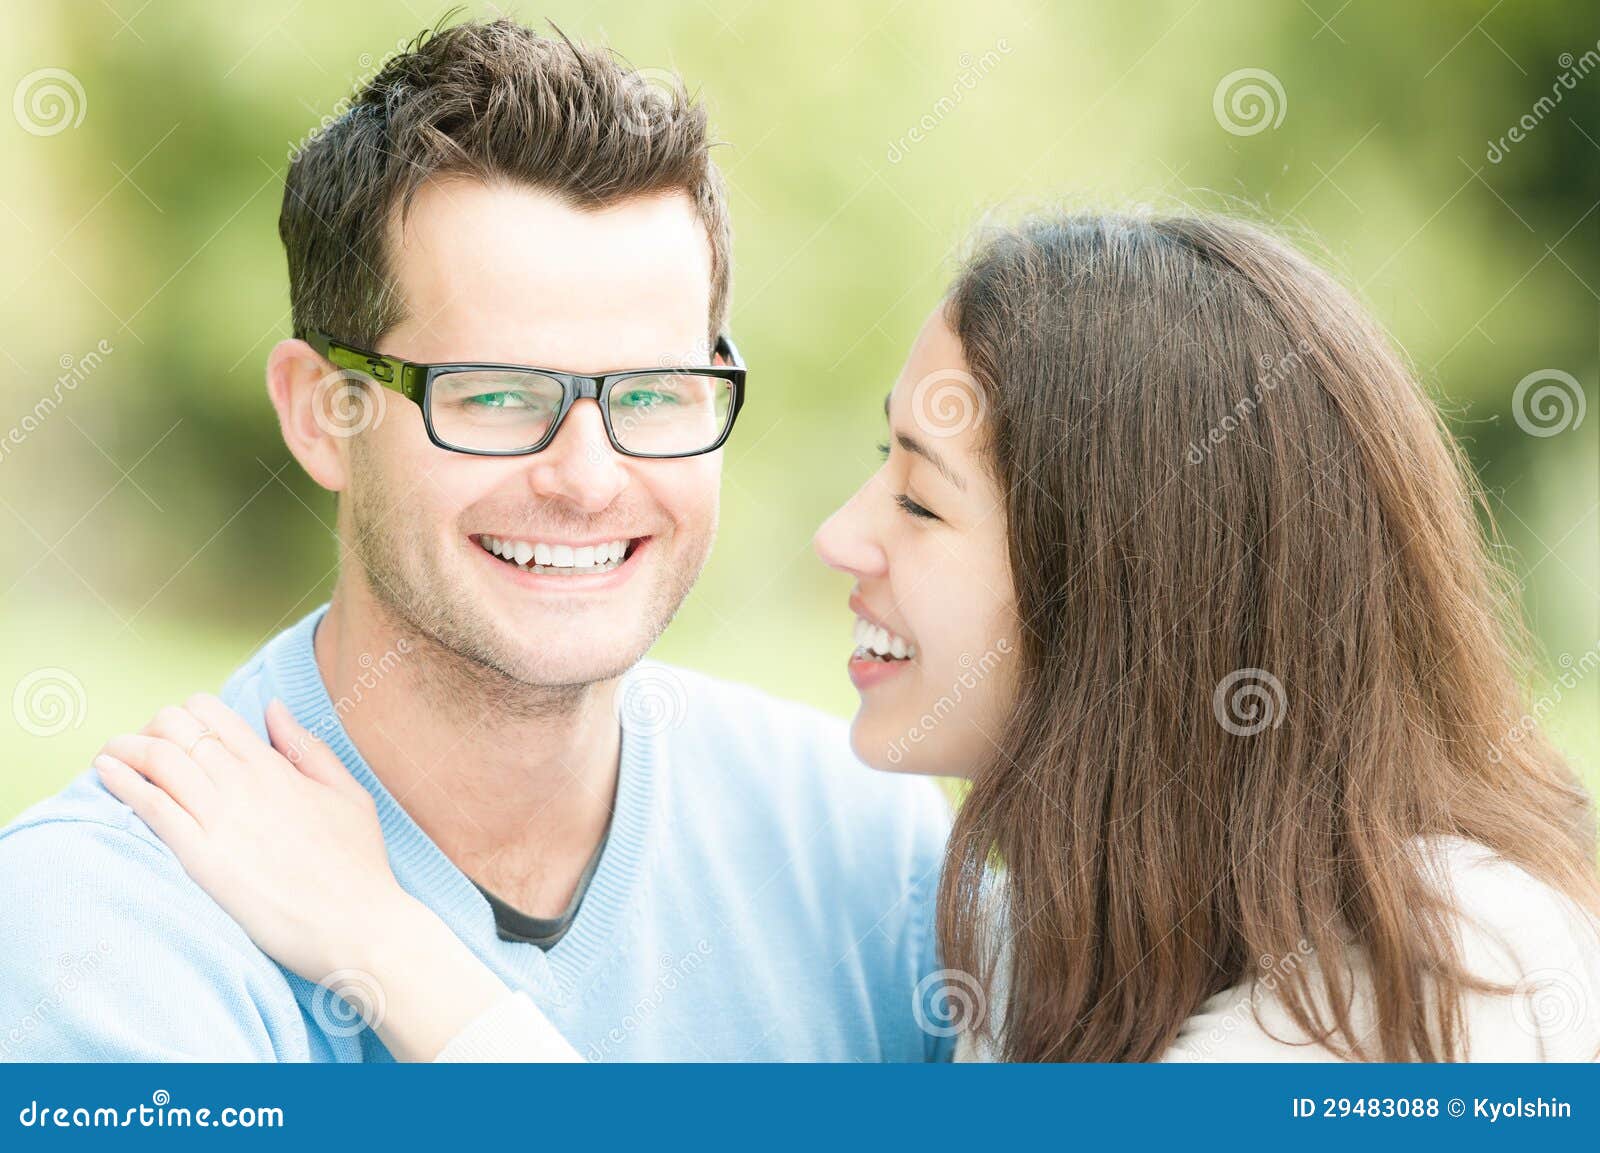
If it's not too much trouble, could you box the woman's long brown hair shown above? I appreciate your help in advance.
[939,211,1599,1062]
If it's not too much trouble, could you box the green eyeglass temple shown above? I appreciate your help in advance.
[295,327,746,460]
[299,328,430,404]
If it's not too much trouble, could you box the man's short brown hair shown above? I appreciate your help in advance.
[280,18,731,349]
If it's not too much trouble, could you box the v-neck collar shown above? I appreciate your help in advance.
[265,606,658,1005]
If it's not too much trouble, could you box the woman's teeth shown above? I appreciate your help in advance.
[852,616,916,662]
[478,535,631,575]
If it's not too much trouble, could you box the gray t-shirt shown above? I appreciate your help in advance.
[473,829,609,950]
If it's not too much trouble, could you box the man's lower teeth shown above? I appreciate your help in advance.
[496,553,622,575]
[523,562,618,574]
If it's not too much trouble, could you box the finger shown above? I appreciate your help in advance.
[143,704,239,780]
[185,693,288,773]
[100,733,219,825]
[264,698,364,798]
[94,753,206,858]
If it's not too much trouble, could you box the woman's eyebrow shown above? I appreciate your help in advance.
[884,393,967,490]
[895,431,966,491]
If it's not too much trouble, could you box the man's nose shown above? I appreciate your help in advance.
[520,399,628,513]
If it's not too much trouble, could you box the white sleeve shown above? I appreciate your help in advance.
[1443,842,1600,1062]
[434,991,586,1063]
[1158,840,1600,1063]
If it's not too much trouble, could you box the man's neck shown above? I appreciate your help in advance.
[312,581,619,918]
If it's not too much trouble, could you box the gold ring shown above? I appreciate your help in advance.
[184,729,222,758]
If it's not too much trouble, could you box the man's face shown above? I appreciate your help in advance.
[341,178,721,688]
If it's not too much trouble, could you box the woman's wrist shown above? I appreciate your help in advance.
[351,892,513,1062]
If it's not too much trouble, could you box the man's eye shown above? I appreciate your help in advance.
[877,440,891,461]
[895,493,939,521]
[465,391,537,409]
[616,389,673,409]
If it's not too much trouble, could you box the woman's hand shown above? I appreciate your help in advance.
[95,694,408,978]
[93,694,518,1061]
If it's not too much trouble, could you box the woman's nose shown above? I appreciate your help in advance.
[813,484,888,578]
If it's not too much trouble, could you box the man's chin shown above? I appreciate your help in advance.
[392,596,657,692]
[454,626,649,689]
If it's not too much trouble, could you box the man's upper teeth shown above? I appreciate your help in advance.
[482,536,629,567]
[852,616,916,659]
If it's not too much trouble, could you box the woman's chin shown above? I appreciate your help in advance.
[849,711,928,775]
[848,703,985,779]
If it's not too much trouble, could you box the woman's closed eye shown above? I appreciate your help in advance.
[895,493,939,521]
[883,441,940,518]
[876,442,941,521]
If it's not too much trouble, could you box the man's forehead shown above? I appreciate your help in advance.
[383,180,713,369]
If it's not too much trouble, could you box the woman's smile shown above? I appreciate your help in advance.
[846,593,918,688]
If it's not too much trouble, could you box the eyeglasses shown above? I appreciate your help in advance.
[297,328,746,459]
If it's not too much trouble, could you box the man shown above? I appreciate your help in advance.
[0,20,950,1061]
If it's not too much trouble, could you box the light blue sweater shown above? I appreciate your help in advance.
[0,607,954,1062]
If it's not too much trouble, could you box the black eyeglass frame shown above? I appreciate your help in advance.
[296,327,746,459]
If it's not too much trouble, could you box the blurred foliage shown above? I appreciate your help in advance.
[1,0,1596,820]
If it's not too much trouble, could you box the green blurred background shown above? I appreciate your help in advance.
[1,0,1596,823]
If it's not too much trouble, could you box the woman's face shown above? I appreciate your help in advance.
[813,309,1019,778]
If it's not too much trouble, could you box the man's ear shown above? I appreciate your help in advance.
[266,338,352,493]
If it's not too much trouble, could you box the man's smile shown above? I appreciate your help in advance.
[471,532,650,580]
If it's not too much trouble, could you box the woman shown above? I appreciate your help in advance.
[95,210,1600,1061]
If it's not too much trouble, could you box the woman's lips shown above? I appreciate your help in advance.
[848,652,912,690]
[846,592,917,689]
